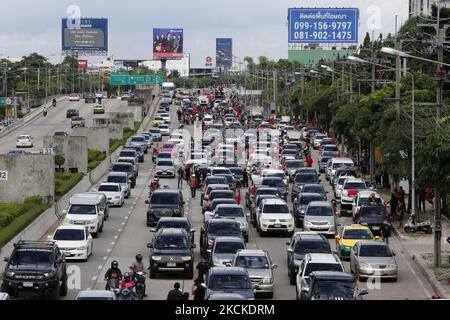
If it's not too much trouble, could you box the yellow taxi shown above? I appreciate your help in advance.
[152,116,165,126]
[335,224,379,259]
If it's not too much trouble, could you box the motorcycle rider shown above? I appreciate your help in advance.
[43,105,48,117]
[104,260,122,290]
[149,177,160,193]
[52,98,56,107]
[119,272,135,290]
[130,254,147,293]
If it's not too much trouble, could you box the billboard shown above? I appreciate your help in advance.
[216,38,232,68]
[153,28,184,59]
[288,8,358,43]
[61,18,108,55]
[205,56,213,68]
[77,60,88,69]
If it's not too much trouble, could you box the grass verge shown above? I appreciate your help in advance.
[55,172,85,201]
[0,197,51,248]
[88,149,107,171]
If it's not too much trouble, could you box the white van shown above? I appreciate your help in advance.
[326,158,355,183]
[63,193,106,238]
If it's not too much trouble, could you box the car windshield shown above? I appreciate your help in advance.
[320,157,332,164]
[333,163,353,169]
[262,179,285,188]
[10,250,53,266]
[131,137,145,142]
[151,193,179,204]
[295,174,317,184]
[263,204,289,214]
[68,204,96,215]
[107,176,126,183]
[344,182,366,190]
[208,223,241,236]
[216,207,244,217]
[211,200,236,211]
[53,229,85,241]
[211,192,234,200]
[294,241,331,255]
[157,153,172,159]
[312,280,355,299]
[214,241,245,254]
[112,164,132,172]
[343,229,373,240]
[283,150,297,155]
[337,170,357,177]
[150,130,160,134]
[299,195,323,205]
[120,151,135,157]
[213,169,231,175]
[359,245,392,257]
[157,161,173,167]
[156,221,189,232]
[304,263,343,277]
[303,186,325,194]
[324,146,338,151]
[209,275,250,290]
[235,256,270,269]
[229,168,243,175]
[306,206,333,217]
[98,185,120,192]
[361,207,386,217]
[154,235,189,249]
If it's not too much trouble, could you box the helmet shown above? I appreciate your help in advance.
[136,254,143,262]
[124,272,131,281]
[111,260,118,268]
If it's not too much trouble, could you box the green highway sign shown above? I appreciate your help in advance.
[110,73,163,86]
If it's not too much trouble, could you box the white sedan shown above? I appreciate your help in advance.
[69,93,80,101]
[51,225,93,261]
[96,183,125,207]
[16,134,33,148]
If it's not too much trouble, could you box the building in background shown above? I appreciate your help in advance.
[141,53,190,77]
[0,56,23,63]
[409,0,450,16]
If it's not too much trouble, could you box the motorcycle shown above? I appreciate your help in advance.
[43,110,47,117]
[404,213,432,234]
[117,287,135,300]
[105,277,121,295]
[131,271,146,300]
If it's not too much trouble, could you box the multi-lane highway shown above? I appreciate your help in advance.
[23,100,431,300]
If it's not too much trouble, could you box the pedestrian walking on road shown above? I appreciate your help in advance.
[242,169,249,188]
[236,189,241,205]
[306,154,313,168]
[381,221,391,245]
[177,167,184,189]
[190,174,197,198]
[167,282,184,300]
[418,188,426,213]
[388,188,398,219]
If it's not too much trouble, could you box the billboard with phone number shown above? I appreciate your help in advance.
[62,18,108,55]
[288,8,358,43]
[216,38,232,68]
[153,28,184,59]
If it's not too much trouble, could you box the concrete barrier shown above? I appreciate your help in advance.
[0,154,55,203]
[108,112,135,130]
[71,127,110,154]
[43,136,88,173]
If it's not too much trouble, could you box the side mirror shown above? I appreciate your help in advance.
[62,210,67,215]
[272,264,278,269]
[287,248,294,253]
[392,250,396,256]
[190,229,196,233]
[150,228,156,232]
[318,179,322,182]
[92,188,97,192]
[47,235,52,239]
[252,284,260,290]
[246,213,250,217]
[301,286,309,293]
[191,243,197,249]
[374,236,380,240]
[286,241,290,246]
[3,257,9,262]
[145,199,149,204]
[146,243,153,248]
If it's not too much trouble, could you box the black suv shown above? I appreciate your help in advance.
[286,232,331,285]
[84,93,96,103]
[1,241,68,299]
[152,217,195,245]
[112,162,136,188]
[147,228,195,279]
[146,190,185,227]
[355,205,390,236]
[200,219,243,258]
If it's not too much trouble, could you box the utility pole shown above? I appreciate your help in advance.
[395,15,401,122]
[370,30,376,183]
[349,64,353,103]
[2,63,7,97]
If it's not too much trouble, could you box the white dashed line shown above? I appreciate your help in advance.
[114,235,118,239]
[121,222,125,225]
[124,216,128,220]
[130,206,134,209]
[86,287,91,290]
[97,265,102,270]
[103,256,107,260]
[91,276,97,281]
[118,229,122,232]
[133,202,137,205]
[111,242,115,245]
[128,211,131,214]
[107,249,111,253]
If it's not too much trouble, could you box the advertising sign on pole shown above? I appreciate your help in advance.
[77,60,88,69]
[153,28,184,60]
[288,8,358,43]
[216,38,233,69]
[62,18,108,55]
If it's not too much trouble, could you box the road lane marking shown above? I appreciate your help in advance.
[103,256,107,260]
[128,211,131,214]
[124,216,128,220]
[111,242,115,245]
[133,202,137,205]
[130,206,134,209]
[121,222,125,225]
[91,276,97,281]
[118,229,122,232]
[107,249,111,253]
[97,265,102,270]
[114,235,118,239]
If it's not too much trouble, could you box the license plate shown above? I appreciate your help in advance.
[23,282,33,288]
[274,224,282,228]
[167,262,176,267]
[372,226,380,230]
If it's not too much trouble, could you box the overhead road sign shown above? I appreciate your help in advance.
[110,73,163,86]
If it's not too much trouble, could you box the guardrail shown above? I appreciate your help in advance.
[0,96,159,269]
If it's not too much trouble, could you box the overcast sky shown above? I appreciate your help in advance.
[0,0,409,67]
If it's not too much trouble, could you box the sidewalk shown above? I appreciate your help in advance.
[378,188,450,298]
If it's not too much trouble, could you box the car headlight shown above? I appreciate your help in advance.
[152,256,162,261]
[43,272,54,278]
[327,221,334,225]
[181,256,192,261]
[240,222,248,230]
[6,271,16,278]
[114,196,121,199]
[359,262,371,268]
[261,277,273,284]
[79,246,87,250]
[388,263,398,269]
[300,210,305,214]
